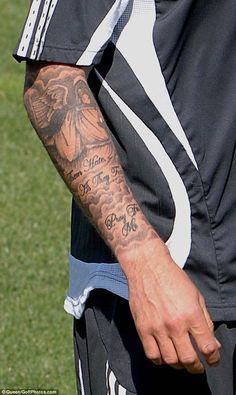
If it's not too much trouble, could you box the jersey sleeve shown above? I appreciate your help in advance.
[13,0,129,66]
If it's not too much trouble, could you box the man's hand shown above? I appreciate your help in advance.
[120,239,221,374]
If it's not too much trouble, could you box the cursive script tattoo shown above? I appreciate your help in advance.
[122,217,138,237]
[79,180,91,196]
[83,155,106,172]
[105,213,127,230]
[67,169,83,183]
[111,165,122,177]
[104,204,140,238]
[92,171,110,188]
[24,62,157,257]
[126,204,140,217]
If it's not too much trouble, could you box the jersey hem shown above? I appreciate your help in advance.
[13,45,103,65]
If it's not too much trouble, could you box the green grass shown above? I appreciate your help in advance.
[0,2,76,393]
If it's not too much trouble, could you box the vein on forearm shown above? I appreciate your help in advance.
[24,63,156,257]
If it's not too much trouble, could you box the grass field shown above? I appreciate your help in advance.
[0,2,76,392]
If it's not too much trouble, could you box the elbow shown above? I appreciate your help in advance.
[23,86,41,133]
[23,87,33,116]
[23,60,40,118]
[23,88,28,109]
[23,88,33,122]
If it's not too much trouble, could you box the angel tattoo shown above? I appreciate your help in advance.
[26,69,110,164]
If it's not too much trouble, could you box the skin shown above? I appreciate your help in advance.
[24,61,221,374]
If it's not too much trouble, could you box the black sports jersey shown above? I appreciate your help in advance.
[14,0,236,321]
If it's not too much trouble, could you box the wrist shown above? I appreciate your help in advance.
[117,235,171,279]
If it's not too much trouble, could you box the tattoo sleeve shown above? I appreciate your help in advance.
[24,62,157,259]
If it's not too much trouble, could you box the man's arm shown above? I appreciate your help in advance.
[23,62,156,256]
[24,62,220,373]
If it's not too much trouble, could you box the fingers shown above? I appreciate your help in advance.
[142,307,220,373]
[152,328,205,374]
[142,335,162,365]
[142,323,204,373]
[143,329,219,373]
[172,333,204,374]
[143,333,204,373]
[146,330,214,374]
[142,334,184,370]
[156,336,185,371]
[189,309,221,367]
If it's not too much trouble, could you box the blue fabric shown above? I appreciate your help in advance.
[64,254,129,318]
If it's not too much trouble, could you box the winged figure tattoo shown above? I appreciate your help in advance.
[27,68,110,164]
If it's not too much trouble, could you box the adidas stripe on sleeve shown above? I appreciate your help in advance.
[13,0,130,66]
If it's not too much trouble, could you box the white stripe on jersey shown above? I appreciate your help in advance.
[76,0,130,66]
[95,70,191,268]
[29,0,52,59]
[106,361,127,395]
[31,0,59,59]
[78,359,86,395]
[118,384,127,395]
[16,0,42,58]
[113,0,198,170]
[108,368,117,394]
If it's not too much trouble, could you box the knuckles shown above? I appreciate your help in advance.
[137,315,185,340]
[162,355,179,365]
[179,355,198,366]
[164,317,184,335]
[144,349,161,362]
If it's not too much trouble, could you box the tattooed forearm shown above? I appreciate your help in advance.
[24,62,157,258]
